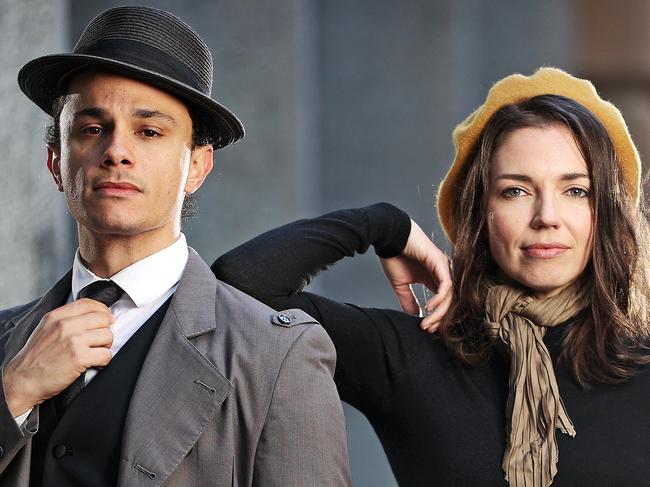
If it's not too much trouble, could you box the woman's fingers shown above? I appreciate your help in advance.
[419,279,454,333]
[395,283,421,315]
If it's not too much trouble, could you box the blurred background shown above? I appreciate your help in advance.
[1,0,648,485]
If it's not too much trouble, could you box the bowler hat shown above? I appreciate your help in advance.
[18,5,244,149]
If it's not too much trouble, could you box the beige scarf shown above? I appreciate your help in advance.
[485,282,590,487]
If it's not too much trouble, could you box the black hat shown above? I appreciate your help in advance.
[17,5,244,149]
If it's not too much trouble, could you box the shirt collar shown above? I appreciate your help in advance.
[71,234,189,307]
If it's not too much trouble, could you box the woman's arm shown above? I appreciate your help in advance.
[211,203,449,412]
[213,203,411,297]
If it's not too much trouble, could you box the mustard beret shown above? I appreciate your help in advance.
[437,67,641,244]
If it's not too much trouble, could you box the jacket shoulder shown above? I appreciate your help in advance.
[215,278,321,337]
[207,278,334,370]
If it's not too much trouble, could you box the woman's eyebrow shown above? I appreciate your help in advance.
[560,172,590,181]
[495,174,531,182]
[494,173,590,182]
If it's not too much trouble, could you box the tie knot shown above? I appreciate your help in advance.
[78,280,124,307]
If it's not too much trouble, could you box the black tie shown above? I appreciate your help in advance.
[56,280,124,412]
[78,280,125,307]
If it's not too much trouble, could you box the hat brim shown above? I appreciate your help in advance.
[18,53,245,150]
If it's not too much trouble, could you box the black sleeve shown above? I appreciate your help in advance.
[212,203,421,415]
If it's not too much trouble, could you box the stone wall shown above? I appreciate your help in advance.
[0,0,73,308]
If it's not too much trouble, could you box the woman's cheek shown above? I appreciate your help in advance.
[487,209,517,272]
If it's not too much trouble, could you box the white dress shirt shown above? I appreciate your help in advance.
[14,234,189,426]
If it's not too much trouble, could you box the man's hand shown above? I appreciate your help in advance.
[379,219,452,333]
[2,299,114,416]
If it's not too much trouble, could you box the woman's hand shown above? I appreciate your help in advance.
[379,219,453,333]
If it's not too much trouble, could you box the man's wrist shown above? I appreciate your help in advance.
[2,363,36,417]
[14,408,34,427]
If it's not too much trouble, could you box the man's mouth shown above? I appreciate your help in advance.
[93,181,142,196]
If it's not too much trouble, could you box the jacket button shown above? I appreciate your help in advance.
[52,444,67,459]
[0,445,4,457]
[277,314,292,325]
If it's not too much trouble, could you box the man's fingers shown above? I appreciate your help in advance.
[44,298,111,322]
[69,333,113,370]
[54,311,113,334]
[81,327,114,348]
[85,347,113,368]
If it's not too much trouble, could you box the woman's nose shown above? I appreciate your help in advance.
[531,193,561,229]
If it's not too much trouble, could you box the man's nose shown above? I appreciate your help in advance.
[531,192,561,229]
[101,127,134,166]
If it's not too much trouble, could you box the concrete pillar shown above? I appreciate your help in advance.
[0,0,73,308]
[577,0,650,195]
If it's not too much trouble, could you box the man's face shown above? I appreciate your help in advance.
[48,70,212,242]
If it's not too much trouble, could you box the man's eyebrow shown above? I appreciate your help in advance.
[71,107,177,125]
[73,107,108,119]
[133,109,177,124]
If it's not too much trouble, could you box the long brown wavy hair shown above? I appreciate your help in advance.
[439,94,650,387]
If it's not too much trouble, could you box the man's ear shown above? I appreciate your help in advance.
[47,145,64,192]
[184,144,214,194]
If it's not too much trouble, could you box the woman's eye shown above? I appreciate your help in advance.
[502,187,526,198]
[567,187,589,198]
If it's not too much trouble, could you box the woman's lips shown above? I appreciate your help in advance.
[522,243,569,258]
[94,181,142,196]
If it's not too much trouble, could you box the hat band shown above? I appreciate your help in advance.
[74,39,211,95]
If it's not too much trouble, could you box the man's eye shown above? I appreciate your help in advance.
[82,127,102,135]
[142,129,161,138]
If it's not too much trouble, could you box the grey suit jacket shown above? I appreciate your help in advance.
[0,249,351,486]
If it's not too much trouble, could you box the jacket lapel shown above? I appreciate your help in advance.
[118,250,232,486]
[2,271,72,366]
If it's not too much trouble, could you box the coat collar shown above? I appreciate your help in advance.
[167,247,219,338]
[117,249,232,486]
[3,270,72,365]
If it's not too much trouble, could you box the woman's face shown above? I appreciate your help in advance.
[486,124,594,298]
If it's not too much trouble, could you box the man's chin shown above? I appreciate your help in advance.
[80,217,151,237]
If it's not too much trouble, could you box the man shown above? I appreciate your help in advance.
[0,6,351,486]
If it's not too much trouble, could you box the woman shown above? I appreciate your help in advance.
[212,68,650,486]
